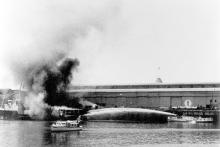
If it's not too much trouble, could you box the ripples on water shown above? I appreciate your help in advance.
[0,120,220,147]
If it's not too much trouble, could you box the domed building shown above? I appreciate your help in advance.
[69,82,220,110]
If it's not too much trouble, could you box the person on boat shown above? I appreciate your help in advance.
[76,115,82,124]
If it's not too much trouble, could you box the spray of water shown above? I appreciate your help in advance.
[84,108,175,122]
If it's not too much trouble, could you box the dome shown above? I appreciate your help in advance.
[155,78,163,83]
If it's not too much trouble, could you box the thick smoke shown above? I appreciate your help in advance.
[0,0,121,118]
[23,58,81,118]
[44,58,80,107]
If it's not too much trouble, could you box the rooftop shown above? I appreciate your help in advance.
[69,82,220,91]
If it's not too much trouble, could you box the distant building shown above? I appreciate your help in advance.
[1,83,220,115]
[69,83,220,110]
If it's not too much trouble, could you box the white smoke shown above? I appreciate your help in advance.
[23,66,48,118]
[0,0,121,88]
[24,92,48,119]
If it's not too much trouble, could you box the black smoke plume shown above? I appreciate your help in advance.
[26,58,81,108]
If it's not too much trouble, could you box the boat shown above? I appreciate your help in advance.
[195,117,213,123]
[168,116,214,123]
[0,89,20,120]
[168,116,195,122]
[0,100,19,120]
[50,120,83,132]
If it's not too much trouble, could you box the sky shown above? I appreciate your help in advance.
[0,0,220,89]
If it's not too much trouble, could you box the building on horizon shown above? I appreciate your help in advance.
[69,82,220,110]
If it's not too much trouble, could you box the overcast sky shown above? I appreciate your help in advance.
[0,0,220,89]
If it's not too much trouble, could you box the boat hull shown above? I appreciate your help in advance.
[50,127,82,132]
[0,109,19,120]
[168,119,191,122]
[168,116,214,123]
[168,116,195,122]
[196,117,213,123]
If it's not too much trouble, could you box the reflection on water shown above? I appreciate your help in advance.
[0,120,220,147]
[43,130,81,146]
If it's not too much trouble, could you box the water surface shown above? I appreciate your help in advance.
[0,120,219,147]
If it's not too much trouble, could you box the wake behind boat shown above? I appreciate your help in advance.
[50,120,83,132]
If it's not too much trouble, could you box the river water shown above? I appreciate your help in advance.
[0,120,220,147]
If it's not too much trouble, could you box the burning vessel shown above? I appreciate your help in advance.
[0,101,19,119]
[0,58,85,120]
